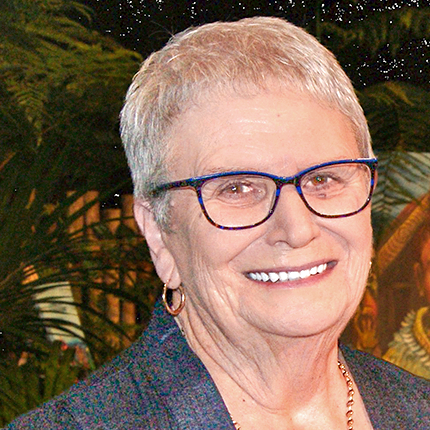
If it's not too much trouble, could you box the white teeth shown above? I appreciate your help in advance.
[279,272,289,282]
[269,272,280,282]
[300,269,310,279]
[261,272,269,282]
[317,264,326,273]
[248,263,328,283]
[288,271,300,280]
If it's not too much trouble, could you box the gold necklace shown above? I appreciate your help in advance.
[231,360,354,430]
[338,360,355,430]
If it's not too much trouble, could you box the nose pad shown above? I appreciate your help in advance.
[265,185,320,248]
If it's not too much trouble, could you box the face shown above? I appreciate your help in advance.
[146,90,373,340]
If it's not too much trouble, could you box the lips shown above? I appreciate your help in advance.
[247,262,329,283]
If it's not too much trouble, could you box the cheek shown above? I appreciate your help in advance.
[167,201,254,284]
[343,207,373,254]
[187,229,256,281]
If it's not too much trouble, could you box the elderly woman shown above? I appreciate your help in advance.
[7,16,429,430]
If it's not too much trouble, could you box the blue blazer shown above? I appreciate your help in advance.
[6,301,430,429]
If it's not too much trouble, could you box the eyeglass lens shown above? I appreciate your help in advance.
[200,163,373,229]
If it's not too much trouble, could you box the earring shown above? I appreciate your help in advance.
[162,283,186,316]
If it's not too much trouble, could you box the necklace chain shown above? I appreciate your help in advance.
[231,360,354,430]
[338,360,355,430]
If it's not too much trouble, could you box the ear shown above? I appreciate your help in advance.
[134,199,181,287]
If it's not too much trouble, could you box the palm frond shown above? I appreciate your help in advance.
[359,82,430,152]
[321,6,430,56]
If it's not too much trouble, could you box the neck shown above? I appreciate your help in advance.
[177,307,349,427]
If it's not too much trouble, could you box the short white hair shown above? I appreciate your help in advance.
[120,16,373,228]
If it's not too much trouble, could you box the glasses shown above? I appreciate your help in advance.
[152,158,378,230]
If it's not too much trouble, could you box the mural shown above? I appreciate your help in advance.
[377,192,430,378]
[349,153,430,380]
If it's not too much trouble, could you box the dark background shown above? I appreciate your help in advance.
[80,0,430,91]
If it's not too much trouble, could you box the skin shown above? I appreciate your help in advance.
[135,89,374,429]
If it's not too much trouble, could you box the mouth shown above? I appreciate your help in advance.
[247,262,333,283]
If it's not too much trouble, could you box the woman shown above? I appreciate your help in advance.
[8,17,429,430]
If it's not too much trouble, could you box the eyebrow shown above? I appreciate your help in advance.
[200,166,263,175]
[200,157,357,176]
[197,157,371,178]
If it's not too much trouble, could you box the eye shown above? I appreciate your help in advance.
[309,174,332,186]
[216,179,262,202]
[304,173,338,189]
[203,175,270,206]
[301,169,346,199]
[219,181,253,196]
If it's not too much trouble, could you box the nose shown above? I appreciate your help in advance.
[265,185,320,248]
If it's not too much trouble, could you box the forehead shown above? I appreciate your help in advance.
[166,90,359,178]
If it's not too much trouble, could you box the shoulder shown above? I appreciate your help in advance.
[342,344,429,399]
[341,344,430,429]
[4,401,77,430]
[5,340,172,429]
[5,305,180,429]
[5,302,229,430]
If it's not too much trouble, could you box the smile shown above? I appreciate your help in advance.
[247,263,328,283]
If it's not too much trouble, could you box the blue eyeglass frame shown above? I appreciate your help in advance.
[151,158,378,230]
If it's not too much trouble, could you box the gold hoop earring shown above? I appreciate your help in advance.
[162,283,186,316]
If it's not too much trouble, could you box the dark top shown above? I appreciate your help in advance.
[6,302,430,429]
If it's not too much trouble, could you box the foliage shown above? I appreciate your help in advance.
[320,5,430,57]
[0,342,88,426]
[0,0,430,423]
[0,0,156,366]
[360,82,430,152]
[0,0,142,185]
[356,82,430,242]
